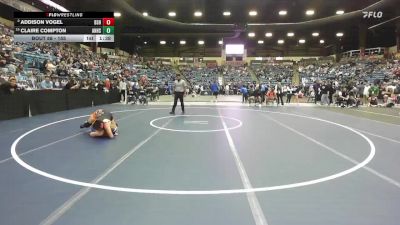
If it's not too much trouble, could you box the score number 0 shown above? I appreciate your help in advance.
[102,18,115,26]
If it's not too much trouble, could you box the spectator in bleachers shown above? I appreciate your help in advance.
[1,20,399,107]
[80,80,90,90]
[53,77,61,89]
[40,75,53,89]
[45,60,57,73]
[0,76,20,94]
[64,78,79,90]
[104,78,111,92]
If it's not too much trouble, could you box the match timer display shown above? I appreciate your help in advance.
[13,12,115,42]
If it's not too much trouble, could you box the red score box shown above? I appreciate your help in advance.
[102,18,115,26]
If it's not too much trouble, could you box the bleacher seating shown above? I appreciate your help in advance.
[251,63,293,86]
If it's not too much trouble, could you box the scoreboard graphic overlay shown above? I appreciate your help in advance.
[13,12,114,42]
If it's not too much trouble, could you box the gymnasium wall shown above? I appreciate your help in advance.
[0,90,121,120]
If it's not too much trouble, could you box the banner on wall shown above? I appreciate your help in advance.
[226,61,244,66]
[205,61,217,68]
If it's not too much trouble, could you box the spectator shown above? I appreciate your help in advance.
[313,81,321,104]
[118,78,128,103]
[211,81,219,101]
[225,84,230,95]
[104,78,111,92]
[260,83,266,103]
[266,87,277,105]
[320,81,329,105]
[286,84,293,103]
[40,75,53,89]
[337,87,350,107]
[241,85,248,103]
[275,82,284,106]
[45,60,57,73]
[363,83,371,105]
[369,83,379,98]
[0,76,19,94]
[64,78,79,90]
[80,80,90,89]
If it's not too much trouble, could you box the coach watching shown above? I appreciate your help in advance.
[170,74,187,115]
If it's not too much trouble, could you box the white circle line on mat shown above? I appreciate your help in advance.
[11,107,375,195]
[150,115,243,132]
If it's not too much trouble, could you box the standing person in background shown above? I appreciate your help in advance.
[357,81,365,101]
[170,74,187,115]
[211,80,219,101]
[328,81,334,105]
[153,85,160,101]
[225,84,230,95]
[313,81,321,104]
[369,83,379,101]
[241,85,248,103]
[293,85,301,105]
[275,82,284,106]
[104,78,111,92]
[254,84,261,106]
[118,77,127,103]
[282,85,288,102]
[363,83,371,105]
[260,83,266,104]
[286,84,293,103]
[320,81,329,105]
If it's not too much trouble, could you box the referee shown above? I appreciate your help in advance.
[170,74,187,115]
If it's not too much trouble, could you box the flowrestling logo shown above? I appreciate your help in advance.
[363,11,383,19]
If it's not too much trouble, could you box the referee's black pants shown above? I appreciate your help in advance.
[277,93,284,105]
[172,92,184,113]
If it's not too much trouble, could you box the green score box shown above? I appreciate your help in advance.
[102,26,114,34]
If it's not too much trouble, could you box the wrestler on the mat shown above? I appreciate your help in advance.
[80,109,118,138]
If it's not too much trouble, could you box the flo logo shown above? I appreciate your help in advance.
[363,11,383,18]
